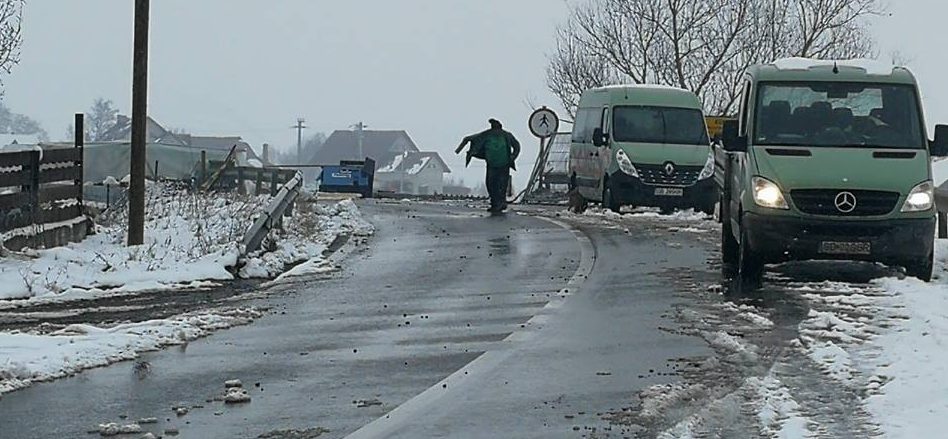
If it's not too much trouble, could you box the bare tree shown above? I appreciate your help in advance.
[548,0,882,117]
[86,98,120,141]
[0,0,23,85]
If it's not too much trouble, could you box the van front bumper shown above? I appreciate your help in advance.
[610,171,717,208]
[742,212,935,264]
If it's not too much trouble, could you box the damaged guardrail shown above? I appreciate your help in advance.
[242,171,304,254]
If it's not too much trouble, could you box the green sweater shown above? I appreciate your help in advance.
[463,129,521,170]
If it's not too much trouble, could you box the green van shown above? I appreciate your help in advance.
[717,58,948,281]
[568,85,717,213]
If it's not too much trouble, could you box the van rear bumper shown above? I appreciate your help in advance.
[742,213,935,264]
[610,172,717,208]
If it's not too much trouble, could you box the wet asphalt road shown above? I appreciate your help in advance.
[0,201,726,438]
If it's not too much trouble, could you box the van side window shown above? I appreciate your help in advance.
[739,81,752,135]
[572,109,589,143]
[573,108,598,143]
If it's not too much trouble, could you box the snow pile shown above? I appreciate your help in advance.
[0,307,261,395]
[0,185,374,302]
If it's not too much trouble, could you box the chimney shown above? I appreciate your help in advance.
[262,143,270,164]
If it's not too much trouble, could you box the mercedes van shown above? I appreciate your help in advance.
[717,58,948,281]
[568,85,717,213]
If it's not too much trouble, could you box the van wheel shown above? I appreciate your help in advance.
[699,201,716,216]
[721,211,739,264]
[905,254,934,282]
[738,224,764,282]
[603,181,620,213]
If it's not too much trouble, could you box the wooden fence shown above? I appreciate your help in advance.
[0,148,83,233]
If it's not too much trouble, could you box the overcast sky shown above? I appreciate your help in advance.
[3,0,946,188]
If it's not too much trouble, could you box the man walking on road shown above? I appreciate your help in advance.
[456,119,521,213]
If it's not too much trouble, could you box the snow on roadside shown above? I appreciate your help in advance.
[0,186,374,304]
[0,307,261,395]
[863,244,948,438]
[780,240,948,438]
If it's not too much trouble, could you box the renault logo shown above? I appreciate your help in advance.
[664,163,676,176]
[834,191,857,213]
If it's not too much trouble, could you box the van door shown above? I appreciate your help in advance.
[596,107,611,189]
[729,80,753,232]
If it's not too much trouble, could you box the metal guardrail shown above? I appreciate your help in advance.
[936,185,948,239]
[241,171,304,254]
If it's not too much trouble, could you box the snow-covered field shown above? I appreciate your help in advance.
[0,184,373,304]
[0,307,261,395]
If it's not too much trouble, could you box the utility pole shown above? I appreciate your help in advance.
[127,0,149,246]
[293,118,307,164]
[351,121,366,160]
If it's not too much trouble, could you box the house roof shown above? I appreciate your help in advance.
[310,130,418,165]
[99,115,188,147]
[0,133,41,147]
[377,151,451,174]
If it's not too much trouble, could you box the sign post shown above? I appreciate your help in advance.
[528,107,559,190]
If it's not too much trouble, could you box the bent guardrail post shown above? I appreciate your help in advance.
[242,171,303,255]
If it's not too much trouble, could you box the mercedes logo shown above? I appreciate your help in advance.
[834,191,857,213]
[664,163,676,176]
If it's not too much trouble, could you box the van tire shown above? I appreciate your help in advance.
[738,224,764,281]
[721,213,739,264]
[905,254,934,282]
[603,181,620,213]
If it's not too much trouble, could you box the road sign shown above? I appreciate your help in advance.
[529,107,559,139]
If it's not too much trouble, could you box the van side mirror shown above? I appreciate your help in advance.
[931,124,948,157]
[592,128,609,147]
[721,120,747,152]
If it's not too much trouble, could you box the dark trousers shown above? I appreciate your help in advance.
[486,166,509,210]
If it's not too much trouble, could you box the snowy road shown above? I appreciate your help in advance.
[0,200,943,438]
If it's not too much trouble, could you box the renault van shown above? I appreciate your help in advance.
[568,85,717,213]
[717,58,948,281]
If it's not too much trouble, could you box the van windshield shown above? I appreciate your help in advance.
[754,82,925,149]
[612,106,709,145]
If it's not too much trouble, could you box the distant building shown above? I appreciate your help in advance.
[0,133,42,149]
[374,151,451,195]
[311,129,450,195]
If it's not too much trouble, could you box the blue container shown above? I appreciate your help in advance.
[318,159,375,198]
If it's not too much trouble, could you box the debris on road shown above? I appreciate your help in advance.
[97,422,142,436]
[225,379,243,388]
[224,387,252,404]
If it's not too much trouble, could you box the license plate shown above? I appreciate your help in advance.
[654,187,684,197]
[819,241,871,255]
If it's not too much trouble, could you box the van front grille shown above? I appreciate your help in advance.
[635,163,702,186]
[790,189,900,216]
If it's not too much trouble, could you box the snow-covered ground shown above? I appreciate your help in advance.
[0,184,373,304]
[0,307,261,395]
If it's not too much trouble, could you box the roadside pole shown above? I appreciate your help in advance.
[127,0,149,246]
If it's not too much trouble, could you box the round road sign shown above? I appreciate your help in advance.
[529,107,559,139]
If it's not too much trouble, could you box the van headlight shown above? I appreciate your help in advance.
[698,151,715,180]
[615,149,638,177]
[901,181,934,212]
[752,176,789,209]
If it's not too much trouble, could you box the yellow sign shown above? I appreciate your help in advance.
[705,116,735,140]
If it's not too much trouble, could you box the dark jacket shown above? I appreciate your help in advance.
[462,128,521,170]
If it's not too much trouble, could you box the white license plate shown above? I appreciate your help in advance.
[819,241,871,255]
[654,187,684,197]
